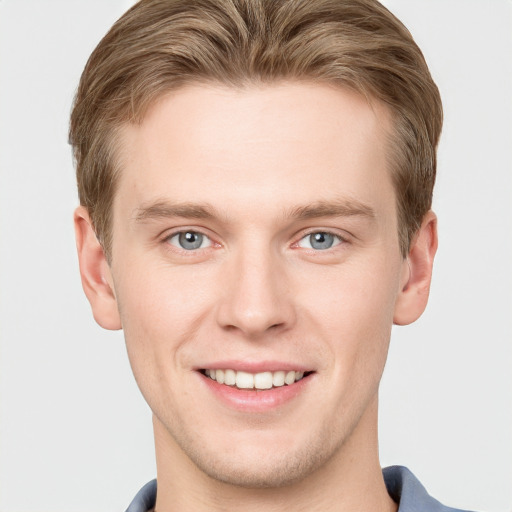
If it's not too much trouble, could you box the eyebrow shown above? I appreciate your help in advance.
[287,199,376,221]
[133,198,375,223]
[133,201,216,222]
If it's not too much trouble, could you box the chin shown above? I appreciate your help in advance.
[182,429,339,489]
[195,452,320,489]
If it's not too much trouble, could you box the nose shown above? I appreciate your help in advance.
[215,247,296,338]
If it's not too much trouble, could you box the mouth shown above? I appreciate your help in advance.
[200,368,314,390]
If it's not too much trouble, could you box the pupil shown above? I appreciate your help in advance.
[179,231,202,250]
[311,232,333,250]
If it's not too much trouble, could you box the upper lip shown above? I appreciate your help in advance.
[195,360,313,373]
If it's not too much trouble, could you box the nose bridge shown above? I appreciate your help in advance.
[216,239,295,337]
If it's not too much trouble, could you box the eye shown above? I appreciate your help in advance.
[297,232,342,250]
[167,231,212,251]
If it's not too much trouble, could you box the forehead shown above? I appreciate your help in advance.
[115,82,396,223]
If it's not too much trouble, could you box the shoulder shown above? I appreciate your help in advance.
[125,479,157,512]
[383,466,477,512]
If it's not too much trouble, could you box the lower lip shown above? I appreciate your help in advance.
[200,373,313,412]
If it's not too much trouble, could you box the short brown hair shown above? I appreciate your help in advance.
[70,0,442,258]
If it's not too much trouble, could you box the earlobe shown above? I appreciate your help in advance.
[74,206,122,330]
[393,211,438,326]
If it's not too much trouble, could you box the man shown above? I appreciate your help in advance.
[70,0,470,510]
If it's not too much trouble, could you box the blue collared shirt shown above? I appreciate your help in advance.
[125,466,475,512]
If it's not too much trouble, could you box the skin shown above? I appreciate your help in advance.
[75,82,437,512]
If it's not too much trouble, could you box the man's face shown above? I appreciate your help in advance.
[108,83,408,486]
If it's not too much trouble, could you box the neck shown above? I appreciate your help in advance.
[153,395,396,512]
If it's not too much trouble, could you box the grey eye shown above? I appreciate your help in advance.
[168,231,211,250]
[298,232,340,250]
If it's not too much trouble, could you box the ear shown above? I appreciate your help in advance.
[74,206,122,330]
[393,210,438,325]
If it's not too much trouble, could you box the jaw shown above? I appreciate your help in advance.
[152,393,389,512]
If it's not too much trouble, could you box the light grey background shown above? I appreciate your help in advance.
[0,1,510,511]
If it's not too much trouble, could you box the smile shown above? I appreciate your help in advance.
[202,369,310,390]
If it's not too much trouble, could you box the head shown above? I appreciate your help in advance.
[70,0,442,261]
[71,0,441,492]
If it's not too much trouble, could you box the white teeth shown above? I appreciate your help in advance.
[272,371,285,387]
[236,371,254,389]
[284,371,296,385]
[224,369,236,386]
[254,371,273,390]
[204,369,308,389]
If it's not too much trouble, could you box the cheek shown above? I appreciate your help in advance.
[112,260,216,387]
[116,257,213,332]
[298,257,400,328]
[296,257,400,377]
